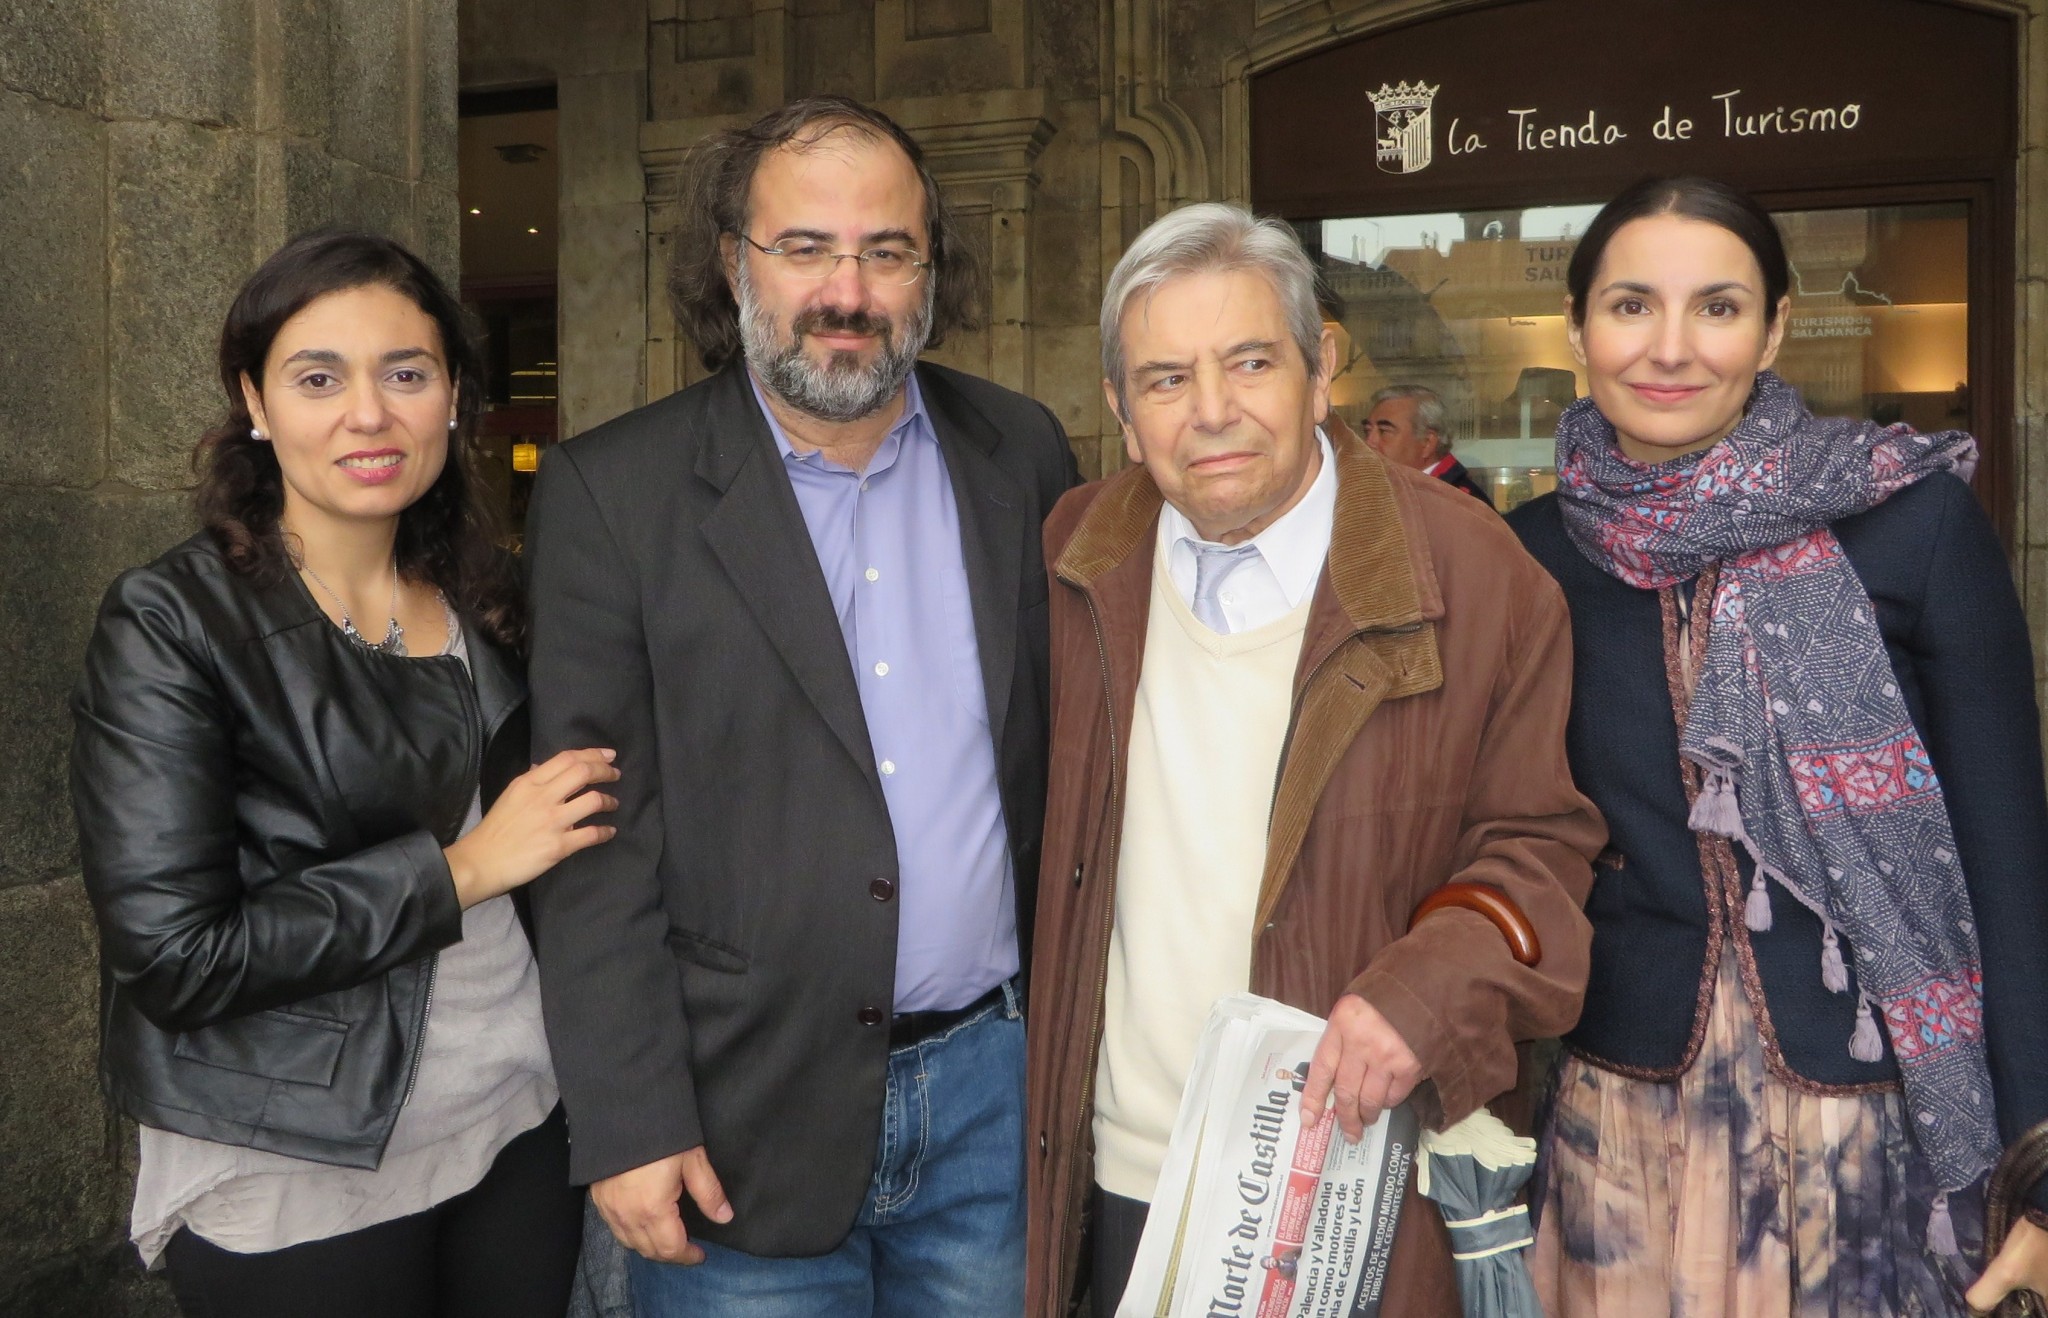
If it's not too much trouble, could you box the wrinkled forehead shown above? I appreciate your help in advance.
[747,129,928,241]
[1119,266,1296,362]
[1369,396,1420,427]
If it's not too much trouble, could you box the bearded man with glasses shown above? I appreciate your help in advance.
[524,96,1079,1316]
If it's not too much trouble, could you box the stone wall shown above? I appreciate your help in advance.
[0,2,458,1309]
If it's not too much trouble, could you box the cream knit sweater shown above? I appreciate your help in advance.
[1091,530,1311,1201]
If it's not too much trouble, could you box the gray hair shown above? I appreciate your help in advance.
[1101,202,1325,417]
[1369,383,1451,450]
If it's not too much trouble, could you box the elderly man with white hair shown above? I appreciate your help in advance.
[1021,203,1602,1318]
[1364,383,1493,505]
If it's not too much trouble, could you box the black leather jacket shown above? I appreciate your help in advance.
[70,532,529,1169]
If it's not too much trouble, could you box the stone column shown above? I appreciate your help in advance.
[0,2,457,1310]
[558,1,651,439]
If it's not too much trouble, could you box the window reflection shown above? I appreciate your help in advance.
[1316,202,1969,512]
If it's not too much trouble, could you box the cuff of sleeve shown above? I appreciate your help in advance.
[1344,968,1475,1126]
[565,1097,706,1187]
[394,829,467,951]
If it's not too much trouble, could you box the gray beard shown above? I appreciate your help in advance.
[736,260,933,424]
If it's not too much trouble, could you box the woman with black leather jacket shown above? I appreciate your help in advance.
[69,230,619,1318]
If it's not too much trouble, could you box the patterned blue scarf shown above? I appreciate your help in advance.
[1556,371,1994,1193]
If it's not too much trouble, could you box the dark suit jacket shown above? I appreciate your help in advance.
[1435,455,1494,506]
[524,360,1080,1256]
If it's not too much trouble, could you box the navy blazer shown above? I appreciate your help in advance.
[1512,476,2048,1187]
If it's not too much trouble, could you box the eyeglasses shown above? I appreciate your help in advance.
[738,233,930,286]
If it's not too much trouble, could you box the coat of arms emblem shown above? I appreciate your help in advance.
[1371,81,1440,175]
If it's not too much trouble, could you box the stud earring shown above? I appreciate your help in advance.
[250,426,266,441]
[447,419,458,431]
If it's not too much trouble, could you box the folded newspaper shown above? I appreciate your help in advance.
[1117,994,1419,1318]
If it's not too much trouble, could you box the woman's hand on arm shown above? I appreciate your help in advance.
[444,747,620,908]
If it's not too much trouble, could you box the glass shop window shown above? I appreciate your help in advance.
[1316,201,1970,512]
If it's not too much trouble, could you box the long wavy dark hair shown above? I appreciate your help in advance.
[193,229,524,651]
[667,95,986,370]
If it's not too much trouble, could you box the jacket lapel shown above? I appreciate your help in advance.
[1053,437,1449,928]
[695,364,876,779]
[1053,464,1164,760]
[921,367,1027,748]
[1256,439,1445,925]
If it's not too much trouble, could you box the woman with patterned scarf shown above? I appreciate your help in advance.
[1507,176,2048,1316]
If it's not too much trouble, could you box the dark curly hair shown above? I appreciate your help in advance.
[667,95,986,370]
[192,229,525,651]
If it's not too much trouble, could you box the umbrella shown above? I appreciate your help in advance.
[1416,1107,1542,1318]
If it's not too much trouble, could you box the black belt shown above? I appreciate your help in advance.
[889,983,1006,1050]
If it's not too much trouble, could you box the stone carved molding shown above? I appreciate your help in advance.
[877,0,1028,97]
[891,90,1056,393]
[1099,0,1212,450]
[1103,0,1210,212]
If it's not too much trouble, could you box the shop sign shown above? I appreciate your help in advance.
[1252,0,2014,217]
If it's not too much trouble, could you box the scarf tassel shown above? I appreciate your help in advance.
[1926,1190,1959,1257]
[1820,924,1849,993]
[1745,872,1774,933]
[1689,769,1777,932]
[1849,994,1886,1064]
[1688,768,1745,838]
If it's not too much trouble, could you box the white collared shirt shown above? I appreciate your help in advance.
[1159,428,1337,633]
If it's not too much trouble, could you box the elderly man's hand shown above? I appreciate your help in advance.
[1966,1214,2048,1314]
[1299,993,1423,1142]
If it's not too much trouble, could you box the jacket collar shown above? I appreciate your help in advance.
[1054,429,1444,639]
[1053,433,1450,932]
[692,359,1026,777]
[229,540,528,738]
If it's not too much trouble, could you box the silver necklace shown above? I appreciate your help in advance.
[297,554,406,655]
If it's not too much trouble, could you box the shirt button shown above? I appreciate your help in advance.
[1222,591,1236,604]
[880,759,896,775]
[858,1006,885,1026]
[860,480,870,492]
[874,661,889,677]
[870,878,895,902]
[865,567,879,582]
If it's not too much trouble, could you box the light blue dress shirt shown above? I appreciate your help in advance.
[750,373,1018,1012]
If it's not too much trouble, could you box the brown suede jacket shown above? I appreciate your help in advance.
[1023,435,1603,1317]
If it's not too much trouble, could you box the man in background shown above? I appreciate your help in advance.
[1364,383,1492,505]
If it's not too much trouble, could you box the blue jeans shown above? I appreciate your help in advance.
[626,982,1026,1317]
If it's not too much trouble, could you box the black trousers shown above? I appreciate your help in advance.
[163,1106,582,1318]
[1089,1186,1151,1318]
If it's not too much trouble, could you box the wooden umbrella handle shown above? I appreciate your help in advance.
[1410,882,1541,967]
